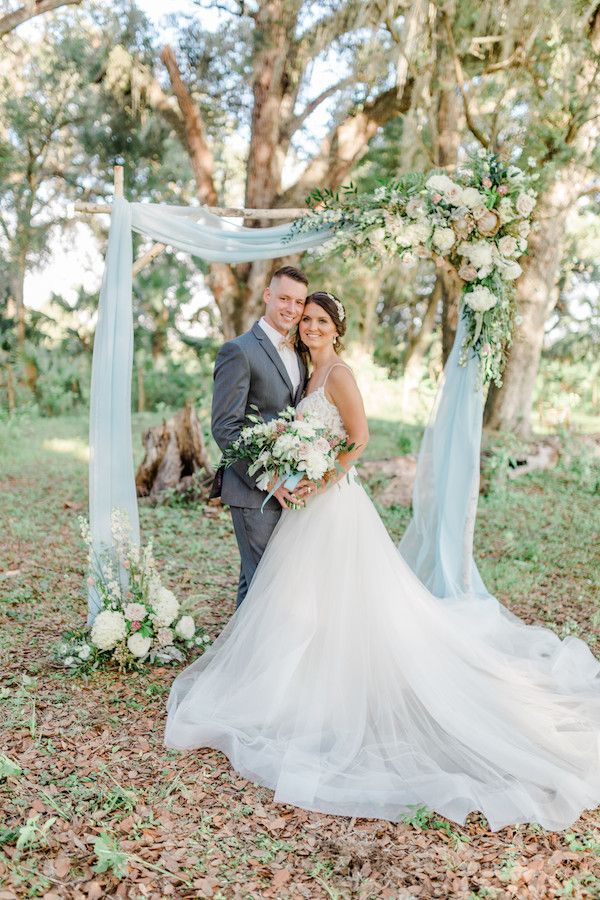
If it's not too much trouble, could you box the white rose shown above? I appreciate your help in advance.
[465,286,498,312]
[515,193,536,217]
[175,615,195,641]
[432,227,456,253]
[157,627,174,647]
[460,187,486,209]
[518,221,530,238]
[496,198,514,224]
[405,197,425,219]
[517,238,528,253]
[151,587,179,627]
[466,240,493,269]
[498,235,518,257]
[124,602,147,622]
[500,260,523,280]
[255,472,271,491]
[127,633,152,658]
[91,610,127,651]
[426,174,457,196]
[370,227,387,243]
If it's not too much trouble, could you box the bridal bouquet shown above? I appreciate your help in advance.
[53,509,210,672]
[288,150,538,386]
[222,406,351,508]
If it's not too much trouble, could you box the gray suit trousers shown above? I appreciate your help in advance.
[230,506,281,607]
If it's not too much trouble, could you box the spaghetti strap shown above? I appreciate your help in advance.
[322,362,353,390]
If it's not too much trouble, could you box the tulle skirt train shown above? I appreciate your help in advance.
[165,472,600,831]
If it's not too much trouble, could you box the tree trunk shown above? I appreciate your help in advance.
[402,281,439,411]
[484,178,579,436]
[432,2,462,365]
[10,265,26,350]
[6,365,16,412]
[137,364,146,414]
[136,402,214,499]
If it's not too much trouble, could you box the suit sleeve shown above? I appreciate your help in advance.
[211,341,261,492]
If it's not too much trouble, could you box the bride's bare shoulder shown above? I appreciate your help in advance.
[325,363,360,397]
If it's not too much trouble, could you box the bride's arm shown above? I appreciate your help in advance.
[301,366,369,496]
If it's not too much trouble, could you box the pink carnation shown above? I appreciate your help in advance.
[482,177,492,188]
[131,620,141,631]
[498,184,508,196]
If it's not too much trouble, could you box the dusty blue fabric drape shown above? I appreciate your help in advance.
[88,199,485,621]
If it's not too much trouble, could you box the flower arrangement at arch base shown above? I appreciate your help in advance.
[53,509,211,673]
[289,150,538,386]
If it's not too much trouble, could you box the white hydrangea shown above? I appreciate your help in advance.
[124,602,147,622]
[405,221,431,245]
[498,235,518,257]
[127,633,152,658]
[432,227,456,253]
[91,610,127,651]
[465,286,498,312]
[515,193,536,217]
[464,240,493,269]
[175,615,195,640]
[151,587,179,627]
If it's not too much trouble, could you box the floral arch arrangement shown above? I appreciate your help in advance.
[290,151,538,386]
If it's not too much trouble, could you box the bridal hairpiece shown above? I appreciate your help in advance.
[325,292,345,322]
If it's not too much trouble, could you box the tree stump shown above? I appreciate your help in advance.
[135,402,215,500]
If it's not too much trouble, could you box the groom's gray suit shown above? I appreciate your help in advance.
[212,322,306,607]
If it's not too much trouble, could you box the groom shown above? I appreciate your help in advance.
[211,265,309,607]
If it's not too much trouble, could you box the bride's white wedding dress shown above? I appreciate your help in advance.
[165,383,600,832]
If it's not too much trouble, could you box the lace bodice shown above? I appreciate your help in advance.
[297,386,346,438]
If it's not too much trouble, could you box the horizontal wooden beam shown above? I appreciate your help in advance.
[73,201,311,219]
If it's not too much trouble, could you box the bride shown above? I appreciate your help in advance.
[165,291,600,832]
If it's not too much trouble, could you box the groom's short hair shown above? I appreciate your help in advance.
[271,265,308,287]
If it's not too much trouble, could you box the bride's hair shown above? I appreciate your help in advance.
[296,291,347,363]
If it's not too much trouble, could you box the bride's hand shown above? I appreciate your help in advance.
[295,477,324,500]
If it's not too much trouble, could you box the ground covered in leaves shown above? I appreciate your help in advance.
[1,413,599,899]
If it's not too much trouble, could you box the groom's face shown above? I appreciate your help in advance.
[263,275,307,335]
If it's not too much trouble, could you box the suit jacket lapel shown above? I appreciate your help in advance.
[251,322,294,395]
[294,353,307,406]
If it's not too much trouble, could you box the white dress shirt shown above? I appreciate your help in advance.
[258,317,301,392]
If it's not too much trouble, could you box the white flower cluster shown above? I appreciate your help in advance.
[71,509,207,670]
[226,408,349,498]
[289,150,537,385]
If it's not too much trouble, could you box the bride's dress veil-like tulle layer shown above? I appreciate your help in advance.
[165,385,600,832]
